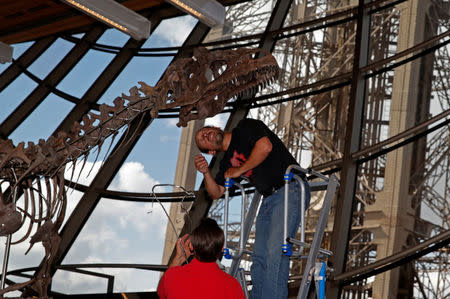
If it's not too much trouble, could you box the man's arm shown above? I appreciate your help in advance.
[194,154,225,199]
[224,136,272,178]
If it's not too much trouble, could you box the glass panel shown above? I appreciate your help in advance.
[0,41,33,73]
[368,1,450,68]
[0,74,38,123]
[72,33,85,39]
[27,38,74,79]
[58,159,172,292]
[99,56,171,106]
[53,269,160,294]
[12,41,34,58]
[147,15,197,47]
[111,118,182,188]
[9,94,75,144]
[55,48,116,98]
[96,28,129,47]
[368,3,400,65]
[276,19,356,88]
[224,0,273,40]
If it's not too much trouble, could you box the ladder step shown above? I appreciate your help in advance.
[288,238,333,257]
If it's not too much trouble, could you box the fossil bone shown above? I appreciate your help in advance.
[0,47,278,298]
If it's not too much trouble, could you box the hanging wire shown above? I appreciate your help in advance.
[148,184,195,262]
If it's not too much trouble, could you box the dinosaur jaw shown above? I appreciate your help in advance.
[176,52,279,127]
[226,61,279,97]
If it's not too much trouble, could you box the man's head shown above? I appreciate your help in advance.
[195,126,224,155]
[190,218,224,262]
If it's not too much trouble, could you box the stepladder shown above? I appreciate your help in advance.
[281,165,338,299]
[221,178,260,298]
[219,167,338,299]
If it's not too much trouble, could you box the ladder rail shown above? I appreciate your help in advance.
[228,191,262,277]
[219,169,339,299]
[283,164,327,256]
[297,175,339,299]
[223,178,247,260]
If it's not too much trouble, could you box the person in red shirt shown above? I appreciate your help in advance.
[157,218,245,299]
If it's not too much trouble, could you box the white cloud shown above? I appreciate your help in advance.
[53,267,161,294]
[65,159,103,185]
[113,161,159,192]
[205,112,228,129]
[160,134,178,143]
[154,16,197,46]
[165,118,179,127]
[1,160,175,295]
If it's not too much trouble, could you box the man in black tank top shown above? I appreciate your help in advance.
[194,118,310,299]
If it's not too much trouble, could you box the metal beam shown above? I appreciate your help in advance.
[52,113,155,269]
[52,34,148,134]
[0,26,106,139]
[46,8,211,279]
[0,36,57,93]
[175,0,294,254]
[327,1,370,298]
[258,0,293,52]
[43,15,163,271]
[333,229,450,285]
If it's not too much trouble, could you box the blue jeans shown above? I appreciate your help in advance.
[250,180,310,299]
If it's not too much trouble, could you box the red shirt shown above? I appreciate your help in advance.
[158,258,245,299]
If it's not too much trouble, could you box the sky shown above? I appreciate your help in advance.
[0,14,228,295]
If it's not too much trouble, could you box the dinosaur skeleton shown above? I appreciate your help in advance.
[0,47,278,297]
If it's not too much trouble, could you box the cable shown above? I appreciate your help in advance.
[148,184,195,262]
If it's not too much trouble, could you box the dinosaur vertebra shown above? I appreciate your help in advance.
[0,47,278,298]
[0,47,278,184]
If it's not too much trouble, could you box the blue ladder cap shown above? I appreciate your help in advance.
[225,178,234,188]
[282,243,293,256]
[284,173,293,181]
[223,248,232,259]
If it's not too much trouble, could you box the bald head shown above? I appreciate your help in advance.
[195,126,224,154]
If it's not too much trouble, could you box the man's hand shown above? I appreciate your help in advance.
[224,166,245,179]
[224,137,272,180]
[195,154,209,174]
[195,154,225,199]
[169,234,193,268]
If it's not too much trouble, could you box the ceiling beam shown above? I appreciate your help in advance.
[0,26,106,139]
[38,8,212,283]
[0,36,57,93]
[327,1,371,298]
[0,0,164,44]
[53,33,148,135]
[174,0,294,259]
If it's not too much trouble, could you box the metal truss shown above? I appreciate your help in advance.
[208,0,450,298]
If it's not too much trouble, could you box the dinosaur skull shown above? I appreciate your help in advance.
[153,47,279,127]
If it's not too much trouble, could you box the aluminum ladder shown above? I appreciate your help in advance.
[221,167,338,299]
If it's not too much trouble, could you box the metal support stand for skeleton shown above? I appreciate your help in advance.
[282,165,339,299]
